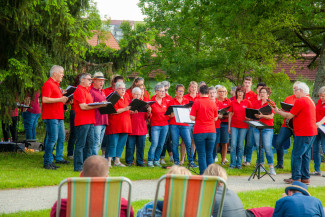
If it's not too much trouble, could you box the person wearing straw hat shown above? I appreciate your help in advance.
[273,181,324,217]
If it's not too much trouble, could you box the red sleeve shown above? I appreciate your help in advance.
[228,101,234,112]
[190,101,198,117]
[290,99,302,116]
[42,83,52,98]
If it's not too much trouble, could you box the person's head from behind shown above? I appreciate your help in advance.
[199,85,209,96]
[167,165,192,175]
[285,181,310,196]
[81,156,109,177]
[203,164,228,186]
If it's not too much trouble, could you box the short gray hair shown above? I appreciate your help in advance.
[115,81,125,89]
[295,82,309,94]
[79,73,91,82]
[293,81,301,88]
[161,81,170,88]
[132,87,141,94]
[50,65,64,77]
[318,86,325,95]
[155,84,164,92]
[208,86,216,92]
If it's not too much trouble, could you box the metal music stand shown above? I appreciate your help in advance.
[244,121,275,181]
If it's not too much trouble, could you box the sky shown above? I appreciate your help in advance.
[93,0,145,21]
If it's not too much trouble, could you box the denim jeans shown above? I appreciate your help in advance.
[67,110,76,157]
[125,135,146,165]
[245,126,255,163]
[170,125,194,163]
[220,123,229,144]
[291,136,315,180]
[160,126,172,158]
[92,125,106,155]
[105,133,128,158]
[213,128,221,160]
[253,128,274,165]
[194,133,216,174]
[148,125,169,162]
[275,127,294,166]
[312,129,325,172]
[230,127,248,168]
[22,111,40,140]
[74,124,94,171]
[43,119,65,166]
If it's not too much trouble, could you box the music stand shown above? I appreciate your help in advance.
[244,121,275,181]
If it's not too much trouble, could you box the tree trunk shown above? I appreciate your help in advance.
[312,36,325,102]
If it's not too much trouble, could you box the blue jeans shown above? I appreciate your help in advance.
[148,125,169,162]
[291,136,315,180]
[106,133,128,158]
[92,125,106,155]
[253,128,274,165]
[213,128,221,160]
[276,127,294,166]
[245,127,255,163]
[67,110,76,157]
[170,125,194,163]
[194,133,216,174]
[22,111,40,140]
[220,123,229,144]
[230,127,248,167]
[160,126,172,158]
[43,119,65,166]
[125,135,146,165]
[312,129,325,172]
[74,124,94,171]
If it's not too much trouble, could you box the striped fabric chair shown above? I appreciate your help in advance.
[56,177,132,217]
[152,175,227,217]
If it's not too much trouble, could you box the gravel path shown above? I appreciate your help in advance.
[1,173,324,214]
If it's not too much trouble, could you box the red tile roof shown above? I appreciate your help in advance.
[86,31,120,50]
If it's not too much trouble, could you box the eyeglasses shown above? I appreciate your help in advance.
[158,90,165,93]
[218,91,226,93]
[84,77,92,81]
[259,91,267,94]
[177,90,184,93]
[118,88,126,90]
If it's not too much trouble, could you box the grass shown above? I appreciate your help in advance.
[2,187,325,216]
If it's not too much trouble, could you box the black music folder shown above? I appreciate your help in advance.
[280,102,293,112]
[246,105,272,120]
[165,105,184,115]
[98,103,117,114]
[129,99,148,111]
[218,106,230,115]
[106,91,120,105]
[137,101,155,112]
[64,86,77,97]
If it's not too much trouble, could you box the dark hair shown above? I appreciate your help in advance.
[74,74,83,87]
[256,82,266,88]
[235,86,246,99]
[199,85,209,95]
[244,76,252,82]
[259,86,271,95]
[111,75,124,85]
[175,84,185,91]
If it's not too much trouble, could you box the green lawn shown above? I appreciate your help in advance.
[1,187,325,217]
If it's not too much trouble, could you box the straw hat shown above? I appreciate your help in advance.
[93,72,107,80]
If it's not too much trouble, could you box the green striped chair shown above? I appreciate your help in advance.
[152,174,227,217]
[56,177,132,217]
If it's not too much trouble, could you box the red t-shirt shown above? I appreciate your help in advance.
[126,88,150,99]
[281,95,297,128]
[130,111,148,136]
[105,97,132,134]
[218,98,232,123]
[73,85,95,126]
[229,99,252,129]
[252,100,274,126]
[184,93,199,102]
[290,96,317,136]
[190,97,218,134]
[42,77,64,120]
[316,99,325,122]
[169,97,189,126]
[245,90,257,102]
[150,98,169,126]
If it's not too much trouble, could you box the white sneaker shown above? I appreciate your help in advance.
[215,157,218,162]
[259,165,266,173]
[225,158,229,163]
[269,167,276,175]
[160,159,166,165]
[243,156,246,163]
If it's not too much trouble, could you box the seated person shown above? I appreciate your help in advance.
[50,156,134,217]
[273,181,324,217]
[137,165,191,217]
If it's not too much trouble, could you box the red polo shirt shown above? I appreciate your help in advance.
[42,77,64,120]
[169,97,189,126]
[245,90,257,102]
[218,98,231,123]
[229,99,252,129]
[316,99,325,122]
[281,95,297,128]
[252,100,274,126]
[150,98,169,126]
[126,88,150,99]
[105,97,132,134]
[130,111,148,136]
[290,96,317,136]
[104,87,114,96]
[73,85,95,126]
[190,97,218,134]
[184,93,199,102]
[151,94,173,104]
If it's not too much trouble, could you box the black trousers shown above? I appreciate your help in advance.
[2,116,18,142]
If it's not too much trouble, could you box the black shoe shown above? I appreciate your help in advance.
[51,162,60,168]
[44,164,56,170]
[136,164,144,167]
[275,165,283,169]
[56,160,70,164]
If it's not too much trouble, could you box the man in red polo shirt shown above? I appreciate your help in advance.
[273,82,317,184]
[42,65,69,170]
[73,73,107,171]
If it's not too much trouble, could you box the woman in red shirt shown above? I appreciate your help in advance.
[311,86,325,175]
[105,82,131,167]
[147,84,169,167]
[228,86,252,169]
[190,85,218,174]
[126,77,150,99]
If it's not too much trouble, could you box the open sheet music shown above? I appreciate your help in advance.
[173,107,195,124]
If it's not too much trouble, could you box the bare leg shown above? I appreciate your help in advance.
[221,143,227,163]
[180,140,186,164]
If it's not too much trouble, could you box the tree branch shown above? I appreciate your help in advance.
[294,30,320,55]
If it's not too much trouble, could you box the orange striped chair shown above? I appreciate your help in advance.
[152,175,227,217]
[56,177,132,217]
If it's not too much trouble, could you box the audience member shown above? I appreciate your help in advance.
[22,90,41,140]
